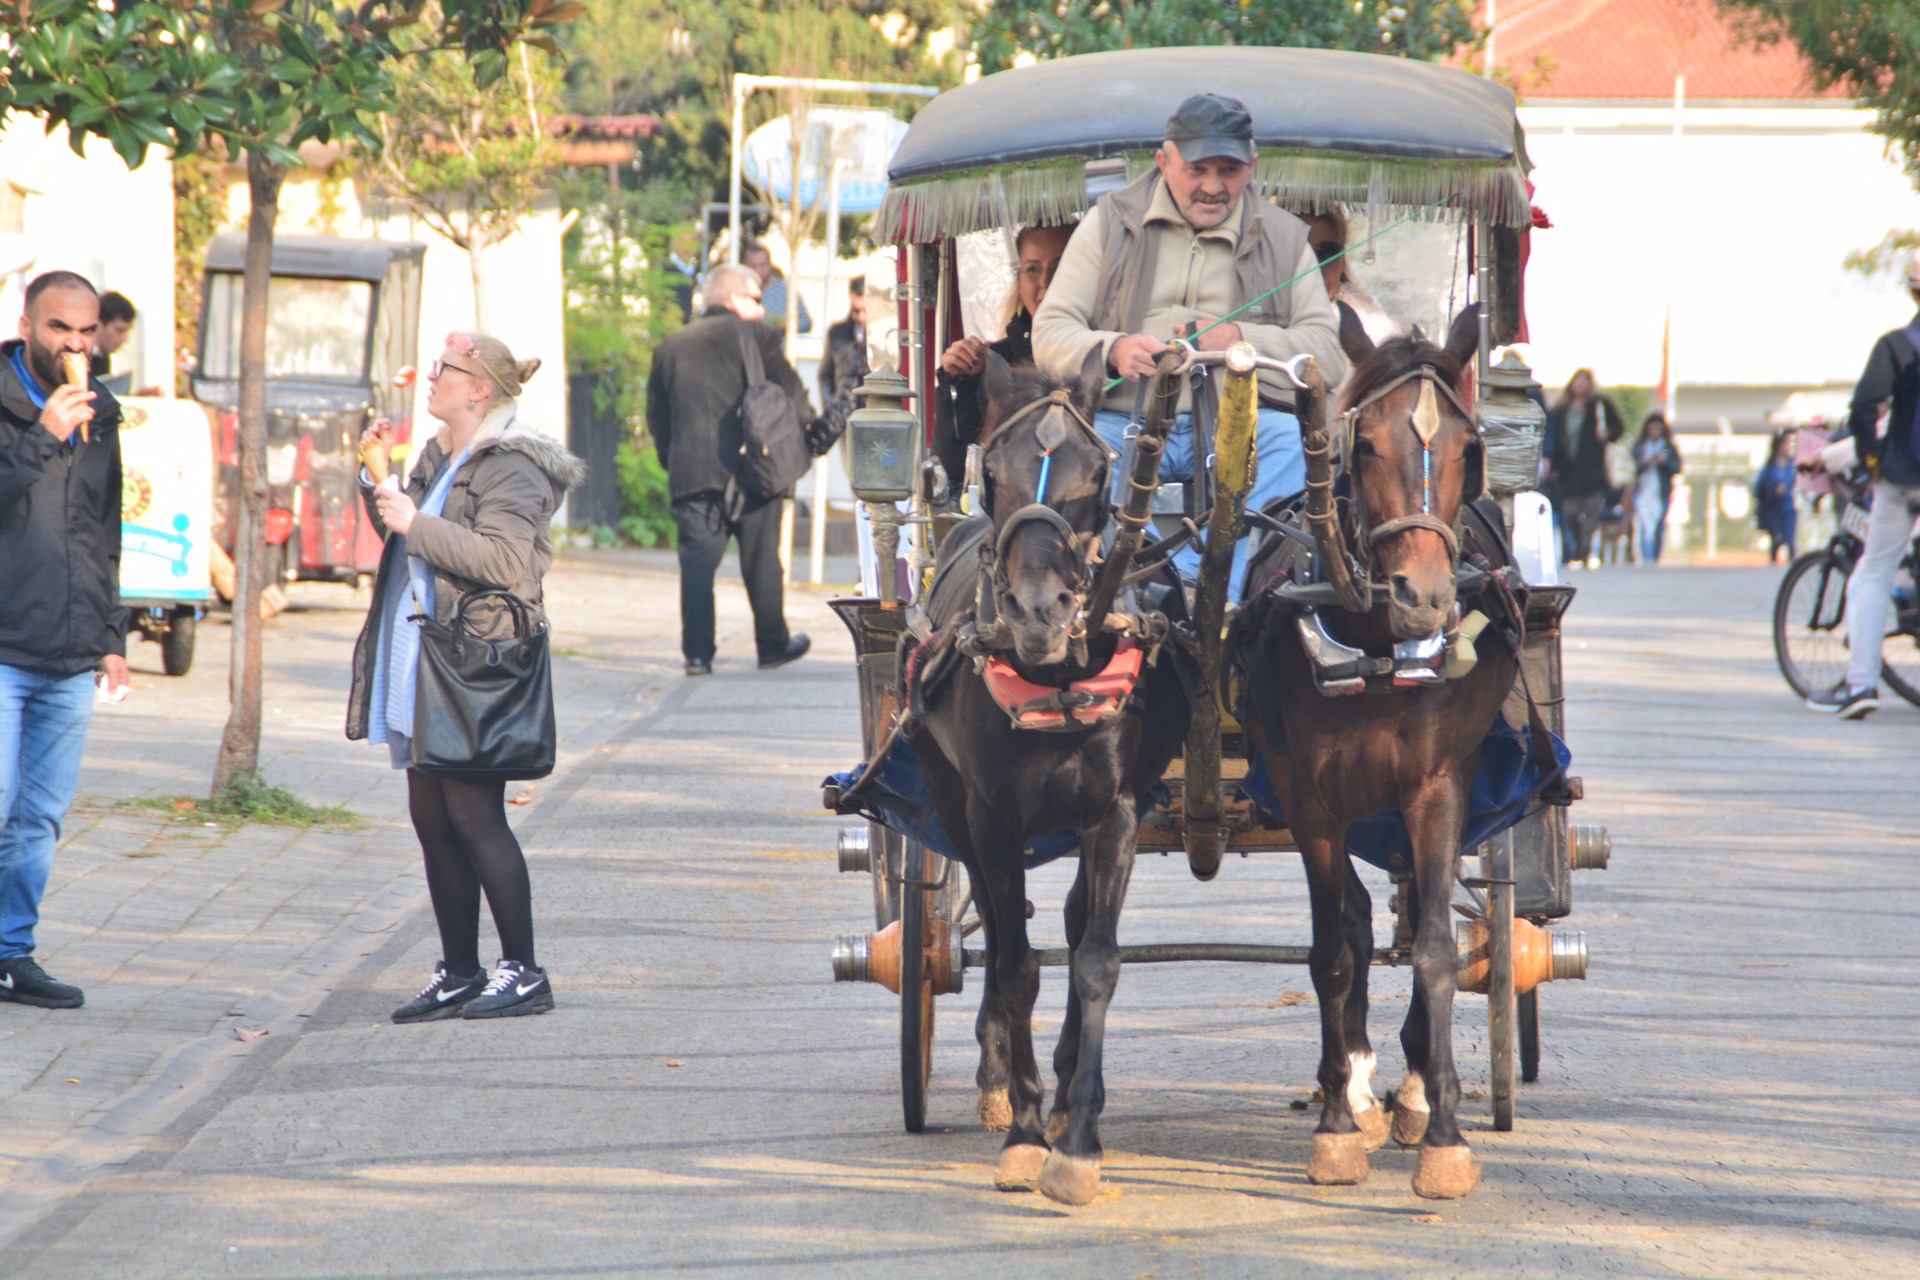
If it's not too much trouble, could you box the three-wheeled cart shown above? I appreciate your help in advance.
[192,234,426,587]
[824,47,1612,1134]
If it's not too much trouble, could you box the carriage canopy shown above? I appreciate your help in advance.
[878,47,1531,244]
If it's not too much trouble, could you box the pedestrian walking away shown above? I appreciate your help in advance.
[648,263,833,677]
[348,331,585,1021]
[0,270,129,1010]
[1631,412,1683,563]
[818,275,871,447]
[1542,368,1625,568]
[1807,252,1920,719]
[1031,92,1347,601]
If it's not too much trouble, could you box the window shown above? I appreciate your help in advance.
[200,273,373,381]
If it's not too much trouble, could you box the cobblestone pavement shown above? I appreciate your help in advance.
[0,559,1914,1279]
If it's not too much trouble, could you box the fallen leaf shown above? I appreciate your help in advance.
[66,1078,80,1084]
[233,1026,269,1042]
[1269,990,1312,1008]
[1289,1099,1309,1111]
[508,787,539,807]
[173,799,197,811]
[665,1059,683,1068]
[1410,1214,1443,1224]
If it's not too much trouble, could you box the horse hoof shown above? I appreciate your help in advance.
[1306,1130,1371,1185]
[1037,1151,1102,1206]
[993,1144,1048,1192]
[1045,1110,1069,1144]
[1391,1105,1430,1147]
[1357,1104,1389,1152]
[978,1088,1012,1132]
[1412,1145,1481,1200]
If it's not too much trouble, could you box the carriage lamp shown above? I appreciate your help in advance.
[1477,351,1548,497]
[846,369,920,504]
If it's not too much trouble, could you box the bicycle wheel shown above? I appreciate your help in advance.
[1773,551,1851,699]
[1882,560,1920,707]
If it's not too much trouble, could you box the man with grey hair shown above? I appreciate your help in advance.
[647,262,821,675]
[1034,92,1346,601]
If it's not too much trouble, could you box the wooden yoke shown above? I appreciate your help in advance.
[1080,351,1183,643]
[1182,342,1261,881]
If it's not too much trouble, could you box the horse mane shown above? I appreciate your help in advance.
[1340,336,1463,417]
[980,360,1078,445]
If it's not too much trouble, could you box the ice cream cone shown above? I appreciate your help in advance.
[59,352,89,442]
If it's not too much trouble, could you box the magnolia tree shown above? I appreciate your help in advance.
[0,0,579,795]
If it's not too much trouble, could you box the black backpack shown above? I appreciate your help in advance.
[729,321,812,503]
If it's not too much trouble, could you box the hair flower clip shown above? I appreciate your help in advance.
[446,332,477,356]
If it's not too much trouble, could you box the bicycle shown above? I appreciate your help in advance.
[1772,469,1920,706]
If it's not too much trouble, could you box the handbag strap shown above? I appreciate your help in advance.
[737,319,769,390]
[449,588,537,639]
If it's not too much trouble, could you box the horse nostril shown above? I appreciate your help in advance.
[999,593,1023,620]
[1056,592,1074,612]
[1390,573,1417,606]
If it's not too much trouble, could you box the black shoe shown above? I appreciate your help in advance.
[0,955,84,1009]
[684,657,712,676]
[462,959,554,1019]
[391,962,487,1023]
[758,634,810,669]
[1807,684,1880,718]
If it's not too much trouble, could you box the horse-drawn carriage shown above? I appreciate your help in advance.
[821,46,1611,1203]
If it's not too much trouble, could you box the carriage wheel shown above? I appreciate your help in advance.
[1518,986,1541,1084]
[1485,847,1517,1132]
[898,839,936,1134]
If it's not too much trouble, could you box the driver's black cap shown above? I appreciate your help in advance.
[1165,93,1254,165]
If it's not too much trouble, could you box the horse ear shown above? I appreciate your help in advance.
[1074,344,1107,414]
[1444,301,1480,370]
[984,349,1016,414]
[1337,298,1374,367]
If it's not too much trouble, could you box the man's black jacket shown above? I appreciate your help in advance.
[0,338,126,674]
[647,310,815,503]
[1849,314,1920,486]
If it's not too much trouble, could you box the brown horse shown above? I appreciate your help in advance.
[1233,330,1513,1199]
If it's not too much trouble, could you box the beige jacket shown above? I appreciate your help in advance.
[1033,172,1346,415]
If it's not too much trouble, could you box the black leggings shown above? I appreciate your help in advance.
[407,771,536,977]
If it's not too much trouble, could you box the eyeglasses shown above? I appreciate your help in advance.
[1311,241,1345,265]
[431,357,477,380]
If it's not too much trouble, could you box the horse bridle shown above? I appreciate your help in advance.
[980,388,1113,600]
[1335,365,1482,572]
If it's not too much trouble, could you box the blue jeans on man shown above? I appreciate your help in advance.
[0,665,95,962]
[1092,407,1306,602]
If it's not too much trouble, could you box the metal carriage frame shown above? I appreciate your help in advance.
[822,46,1611,1136]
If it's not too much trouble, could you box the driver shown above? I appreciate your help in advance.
[1033,92,1347,600]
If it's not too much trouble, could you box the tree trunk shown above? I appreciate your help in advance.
[468,197,491,330]
[211,150,284,796]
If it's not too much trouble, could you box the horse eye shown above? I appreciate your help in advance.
[1350,437,1377,458]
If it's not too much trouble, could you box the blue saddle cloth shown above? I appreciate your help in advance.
[825,717,1569,871]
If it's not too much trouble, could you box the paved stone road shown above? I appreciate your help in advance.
[1,559,1914,1278]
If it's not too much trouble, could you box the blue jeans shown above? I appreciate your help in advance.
[1093,407,1306,602]
[0,665,95,960]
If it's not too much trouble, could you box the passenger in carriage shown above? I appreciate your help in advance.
[1033,93,1347,601]
[931,223,1073,485]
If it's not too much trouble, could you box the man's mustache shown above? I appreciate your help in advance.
[1192,191,1231,205]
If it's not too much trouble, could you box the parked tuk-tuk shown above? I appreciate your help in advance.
[192,234,426,585]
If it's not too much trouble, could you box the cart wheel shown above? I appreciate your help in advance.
[1518,986,1540,1084]
[161,610,197,677]
[1485,850,1516,1132]
[899,839,935,1134]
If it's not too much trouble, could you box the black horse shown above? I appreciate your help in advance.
[905,350,1190,1206]
[1233,330,1516,1199]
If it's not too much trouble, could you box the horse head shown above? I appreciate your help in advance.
[1337,325,1482,641]
[978,347,1111,667]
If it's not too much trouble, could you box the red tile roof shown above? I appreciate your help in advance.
[1477,0,1846,101]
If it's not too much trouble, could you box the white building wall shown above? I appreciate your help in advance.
[1518,102,1919,418]
[0,120,174,394]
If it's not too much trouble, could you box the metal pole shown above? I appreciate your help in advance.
[728,75,748,265]
[811,162,844,586]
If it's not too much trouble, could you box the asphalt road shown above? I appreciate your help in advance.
[1,555,1914,1279]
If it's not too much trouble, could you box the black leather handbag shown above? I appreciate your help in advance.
[411,589,555,781]
[731,321,812,503]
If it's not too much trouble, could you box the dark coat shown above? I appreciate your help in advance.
[932,311,1034,483]
[1849,315,1920,485]
[346,410,585,742]
[648,310,814,503]
[0,339,126,675]
[1543,395,1624,498]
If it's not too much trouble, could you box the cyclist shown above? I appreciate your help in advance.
[1807,253,1920,718]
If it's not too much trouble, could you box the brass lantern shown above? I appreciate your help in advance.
[1477,351,1548,497]
[846,369,920,503]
